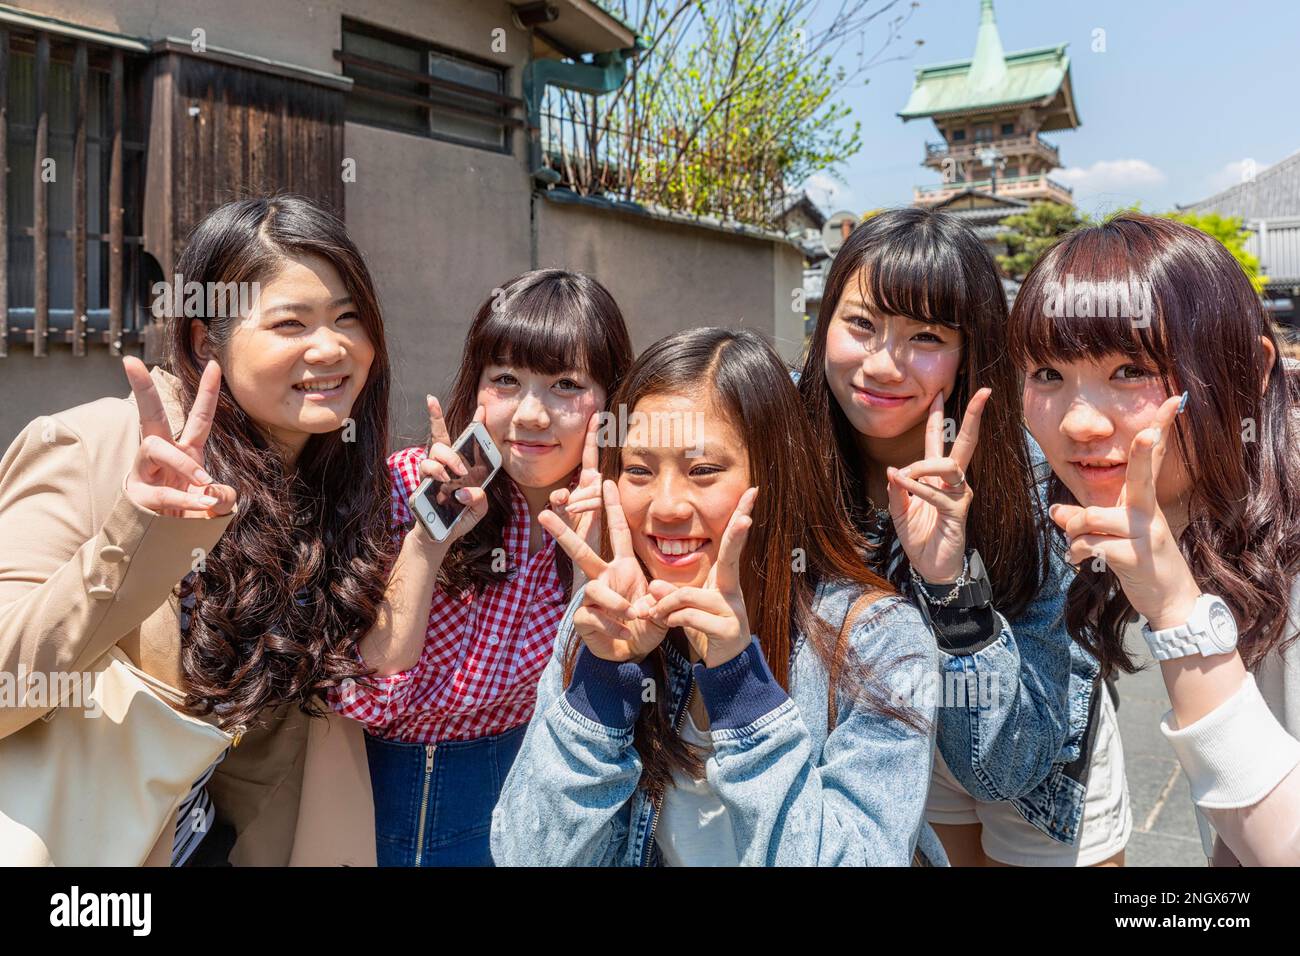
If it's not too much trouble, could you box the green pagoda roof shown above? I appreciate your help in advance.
[898,0,1078,128]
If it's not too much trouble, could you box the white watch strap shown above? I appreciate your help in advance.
[1147,626,1202,660]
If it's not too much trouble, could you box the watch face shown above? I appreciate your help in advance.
[1207,601,1238,651]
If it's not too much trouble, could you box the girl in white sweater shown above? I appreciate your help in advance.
[1008,212,1300,866]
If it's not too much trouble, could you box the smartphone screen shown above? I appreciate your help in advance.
[414,429,494,530]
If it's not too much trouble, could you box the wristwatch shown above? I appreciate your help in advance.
[909,549,993,610]
[1140,593,1238,660]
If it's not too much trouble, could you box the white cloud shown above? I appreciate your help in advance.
[1204,158,1259,195]
[802,172,855,213]
[1051,159,1167,196]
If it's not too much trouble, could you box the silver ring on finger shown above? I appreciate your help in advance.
[950,470,966,490]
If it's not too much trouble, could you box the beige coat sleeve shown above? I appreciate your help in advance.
[0,408,233,739]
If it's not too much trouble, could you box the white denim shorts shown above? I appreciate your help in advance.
[925,686,1132,866]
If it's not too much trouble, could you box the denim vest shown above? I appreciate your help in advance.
[491,578,948,866]
[929,436,1099,845]
[931,544,1099,845]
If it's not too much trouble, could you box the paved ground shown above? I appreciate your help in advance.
[1114,648,1207,866]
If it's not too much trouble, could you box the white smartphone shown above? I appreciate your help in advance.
[411,420,502,542]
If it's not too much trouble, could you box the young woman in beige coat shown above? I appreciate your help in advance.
[0,195,391,865]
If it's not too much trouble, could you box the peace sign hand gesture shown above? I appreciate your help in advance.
[122,357,237,518]
[548,413,604,583]
[886,388,991,584]
[644,487,758,669]
[416,395,490,546]
[538,480,665,663]
[1049,393,1201,631]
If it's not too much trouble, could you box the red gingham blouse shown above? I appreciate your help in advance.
[327,445,572,743]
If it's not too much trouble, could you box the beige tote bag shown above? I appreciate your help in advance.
[0,645,233,866]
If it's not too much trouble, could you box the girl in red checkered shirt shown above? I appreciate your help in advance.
[329,270,633,866]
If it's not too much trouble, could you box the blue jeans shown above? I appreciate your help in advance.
[365,724,527,867]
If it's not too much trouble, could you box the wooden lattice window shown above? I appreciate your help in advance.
[0,27,147,357]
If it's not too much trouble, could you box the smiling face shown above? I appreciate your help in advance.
[616,391,751,588]
[823,269,963,458]
[476,364,605,495]
[194,252,374,462]
[1022,352,1192,513]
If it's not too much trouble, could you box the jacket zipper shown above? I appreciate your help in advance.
[414,743,436,866]
[642,676,695,866]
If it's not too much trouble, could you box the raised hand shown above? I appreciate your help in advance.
[123,356,237,518]
[886,388,991,584]
[538,480,665,662]
[548,413,604,582]
[645,487,757,668]
[1049,393,1200,631]
[417,395,490,546]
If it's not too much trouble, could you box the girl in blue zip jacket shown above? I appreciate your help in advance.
[490,327,943,866]
[797,207,1126,867]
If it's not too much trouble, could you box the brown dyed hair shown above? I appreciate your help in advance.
[565,326,927,799]
[1007,212,1300,675]
[798,206,1050,618]
[166,194,392,731]
[437,269,634,598]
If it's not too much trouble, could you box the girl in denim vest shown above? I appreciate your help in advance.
[797,207,1128,866]
[491,327,941,866]
[329,270,633,866]
[1012,212,1300,866]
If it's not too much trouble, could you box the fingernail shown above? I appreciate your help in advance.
[197,495,219,507]
[196,468,213,485]
[1048,503,1059,518]
[1151,427,1161,443]
[1177,390,1188,414]
[454,488,471,503]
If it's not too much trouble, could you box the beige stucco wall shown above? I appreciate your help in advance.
[0,0,808,451]
[20,0,529,79]
[342,120,533,448]
[535,197,805,357]
[344,138,805,447]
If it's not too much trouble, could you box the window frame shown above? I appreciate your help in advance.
[0,28,148,356]
[339,18,516,155]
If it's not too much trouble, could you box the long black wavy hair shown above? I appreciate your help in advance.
[166,195,392,730]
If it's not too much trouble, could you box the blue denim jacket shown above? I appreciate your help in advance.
[491,578,947,866]
[930,436,1099,845]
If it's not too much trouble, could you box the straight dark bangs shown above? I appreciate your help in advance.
[855,229,971,332]
[473,281,606,384]
[1008,227,1174,375]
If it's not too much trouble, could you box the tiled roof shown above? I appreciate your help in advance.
[1181,150,1300,220]
[899,1,1073,122]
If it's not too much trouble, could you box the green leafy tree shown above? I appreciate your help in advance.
[995,202,1089,279]
[548,1,922,227]
[1159,211,1266,295]
[995,203,1266,297]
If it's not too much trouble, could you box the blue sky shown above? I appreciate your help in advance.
[801,0,1300,219]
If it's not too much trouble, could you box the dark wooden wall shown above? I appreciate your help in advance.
[145,51,345,278]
